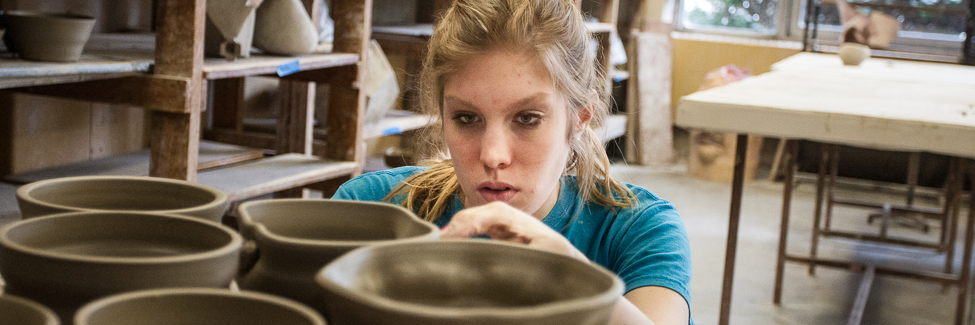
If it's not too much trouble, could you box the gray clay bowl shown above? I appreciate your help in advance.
[0,211,243,322]
[315,240,625,325]
[74,288,324,325]
[236,199,440,311]
[16,176,229,223]
[0,294,59,325]
[0,11,95,62]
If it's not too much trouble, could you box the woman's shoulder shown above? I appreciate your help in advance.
[332,166,427,201]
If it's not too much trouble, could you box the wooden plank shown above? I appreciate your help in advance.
[847,265,876,325]
[16,75,193,113]
[202,53,360,79]
[772,52,975,89]
[2,141,265,184]
[196,154,359,202]
[277,80,316,154]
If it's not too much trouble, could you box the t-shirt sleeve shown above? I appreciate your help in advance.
[611,192,692,309]
[331,167,422,202]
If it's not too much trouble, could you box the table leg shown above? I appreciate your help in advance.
[718,134,750,325]
[810,144,831,275]
[774,140,798,304]
[955,160,974,325]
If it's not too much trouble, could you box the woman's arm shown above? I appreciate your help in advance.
[441,201,688,325]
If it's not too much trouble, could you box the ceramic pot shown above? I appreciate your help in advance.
[0,294,59,325]
[236,199,439,312]
[205,0,262,60]
[838,42,871,66]
[315,240,625,325]
[252,0,319,55]
[16,176,229,223]
[0,11,95,62]
[0,212,242,323]
[75,288,324,325]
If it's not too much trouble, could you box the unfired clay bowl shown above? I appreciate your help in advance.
[0,294,59,325]
[236,199,439,313]
[0,212,242,322]
[0,11,95,62]
[838,42,871,66]
[75,288,324,325]
[315,240,625,325]
[16,176,229,223]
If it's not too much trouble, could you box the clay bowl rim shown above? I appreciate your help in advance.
[238,199,440,247]
[0,211,243,265]
[74,288,326,325]
[16,175,229,217]
[0,294,60,325]
[0,10,96,22]
[315,239,625,318]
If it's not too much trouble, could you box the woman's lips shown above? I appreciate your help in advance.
[478,182,517,202]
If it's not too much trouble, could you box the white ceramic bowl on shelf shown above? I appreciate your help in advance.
[0,11,96,62]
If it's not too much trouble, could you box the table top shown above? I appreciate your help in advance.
[676,52,975,158]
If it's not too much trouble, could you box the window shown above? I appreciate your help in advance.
[676,0,971,56]
[678,0,782,35]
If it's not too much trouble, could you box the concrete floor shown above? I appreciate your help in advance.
[609,162,968,325]
[0,152,970,324]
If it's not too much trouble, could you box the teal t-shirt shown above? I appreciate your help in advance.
[333,166,693,322]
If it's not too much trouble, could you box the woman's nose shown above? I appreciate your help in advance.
[480,124,511,169]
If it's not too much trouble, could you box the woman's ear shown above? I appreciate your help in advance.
[574,89,597,134]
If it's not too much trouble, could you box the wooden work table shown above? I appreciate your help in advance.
[677,52,975,325]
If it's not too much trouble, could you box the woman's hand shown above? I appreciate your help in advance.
[440,201,590,262]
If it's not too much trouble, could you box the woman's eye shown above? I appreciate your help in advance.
[452,113,477,125]
[516,113,542,126]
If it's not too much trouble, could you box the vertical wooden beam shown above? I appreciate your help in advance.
[325,0,371,167]
[151,0,205,180]
[276,80,316,155]
[210,78,246,131]
[718,133,749,325]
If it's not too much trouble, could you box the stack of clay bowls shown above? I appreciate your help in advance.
[0,176,239,323]
[15,175,229,223]
[0,294,59,325]
[0,10,96,62]
[74,288,325,325]
[316,240,625,325]
[0,211,243,323]
[236,199,440,312]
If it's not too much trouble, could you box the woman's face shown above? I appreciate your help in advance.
[442,50,584,219]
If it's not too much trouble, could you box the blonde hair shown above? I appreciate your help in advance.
[384,0,636,221]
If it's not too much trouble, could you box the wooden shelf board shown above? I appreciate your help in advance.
[202,53,360,79]
[1,141,265,185]
[594,114,627,144]
[0,49,153,89]
[363,111,437,139]
[196,154,359,202]
[239,111,437,140]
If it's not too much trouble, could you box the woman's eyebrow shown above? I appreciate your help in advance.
[443,93,550,111]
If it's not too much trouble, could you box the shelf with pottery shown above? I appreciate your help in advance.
[0,139,359,203]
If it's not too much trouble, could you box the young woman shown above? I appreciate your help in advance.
[333,0,691,323]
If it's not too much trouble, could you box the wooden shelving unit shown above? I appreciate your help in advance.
[0,0,373,202]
